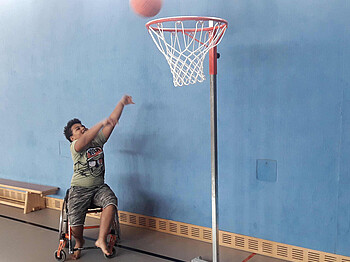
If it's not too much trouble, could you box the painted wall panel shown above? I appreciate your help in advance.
[0,0,349,256]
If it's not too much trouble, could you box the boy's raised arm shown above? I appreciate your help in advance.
[102,95,135,141]
[74,119,111,152]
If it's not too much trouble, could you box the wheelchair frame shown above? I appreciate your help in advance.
[54,191,120,261]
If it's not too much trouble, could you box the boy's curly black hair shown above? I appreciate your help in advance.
[63,118,81,142]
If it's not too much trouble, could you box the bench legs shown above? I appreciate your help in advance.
[24,192,46,214]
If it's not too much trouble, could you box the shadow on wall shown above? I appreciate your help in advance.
[121,172,160,216]
[109,102,175,218]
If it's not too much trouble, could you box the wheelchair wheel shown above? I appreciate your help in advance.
[54,249,66,262]
[58,198,68,240]
[104,247,116,259]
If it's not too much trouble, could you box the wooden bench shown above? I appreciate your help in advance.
[0,178,59,214]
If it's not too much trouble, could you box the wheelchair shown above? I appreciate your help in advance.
[54,190,120,261]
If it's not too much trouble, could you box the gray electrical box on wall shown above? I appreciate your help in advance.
[256,159,277,182]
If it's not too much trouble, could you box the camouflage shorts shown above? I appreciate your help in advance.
[67,184,118,226]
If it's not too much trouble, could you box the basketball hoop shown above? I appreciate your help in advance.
[146,16,228,262]
[146,16,228,87]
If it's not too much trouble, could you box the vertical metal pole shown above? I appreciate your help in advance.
[209,20,219,262]
[210,73,219,262]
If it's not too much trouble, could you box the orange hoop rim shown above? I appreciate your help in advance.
[145,16,228,33]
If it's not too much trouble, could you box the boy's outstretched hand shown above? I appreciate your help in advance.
[121,95,135,106]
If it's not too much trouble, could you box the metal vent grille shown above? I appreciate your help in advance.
[235,236,245,248]
[119,213,127,223]
[248,239,259,251]
[180,225,189,235]
[277,245,288,257]
[149,219,156,229]
[324,255,337,262]
[129,215,137,225]
[139,216,146,227]
[159,220,167,231]
[308,252,320,262]
[203,230,212,241]
[222,233,232,245]
[191,227,200,238]
[262,242,273,254]
[292,248,304,261]
[169,223,177,233]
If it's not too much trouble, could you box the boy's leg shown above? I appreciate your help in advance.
[95,204,116,255]
[67,187,94,259]
[93,184,118,256]
[71,225,85,259]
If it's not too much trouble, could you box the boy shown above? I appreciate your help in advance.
[63,95,134,259]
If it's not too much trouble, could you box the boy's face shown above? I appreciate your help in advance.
[70,123,87,141]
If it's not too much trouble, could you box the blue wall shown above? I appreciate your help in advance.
[0,0,349,256]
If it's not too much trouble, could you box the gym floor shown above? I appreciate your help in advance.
[0,204,286,262]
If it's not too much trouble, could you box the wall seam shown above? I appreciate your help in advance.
[335,87,345,254]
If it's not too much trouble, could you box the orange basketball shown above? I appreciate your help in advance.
[130,0,162,18]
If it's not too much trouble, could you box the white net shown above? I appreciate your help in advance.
[147,18,227,87]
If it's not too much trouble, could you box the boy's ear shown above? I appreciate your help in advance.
[70,135,74,142]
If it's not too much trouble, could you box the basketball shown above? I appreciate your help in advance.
[130,0,162,18]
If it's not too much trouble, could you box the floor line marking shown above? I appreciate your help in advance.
[242,253,256,262]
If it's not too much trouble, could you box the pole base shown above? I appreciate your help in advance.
[191,256,209,262]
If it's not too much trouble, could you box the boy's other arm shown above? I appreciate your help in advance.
[102,95,135,141]
[74,120,110,152]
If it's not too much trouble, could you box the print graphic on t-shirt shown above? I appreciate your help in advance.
[86,147,105,177]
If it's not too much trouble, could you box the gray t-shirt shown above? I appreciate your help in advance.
[70,130,107,187]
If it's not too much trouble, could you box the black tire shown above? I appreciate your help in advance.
[104,247,116,259]
[54,250,66,262]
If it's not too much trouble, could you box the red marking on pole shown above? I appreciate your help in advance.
[209,45,217,75]
[242,253,257,262]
